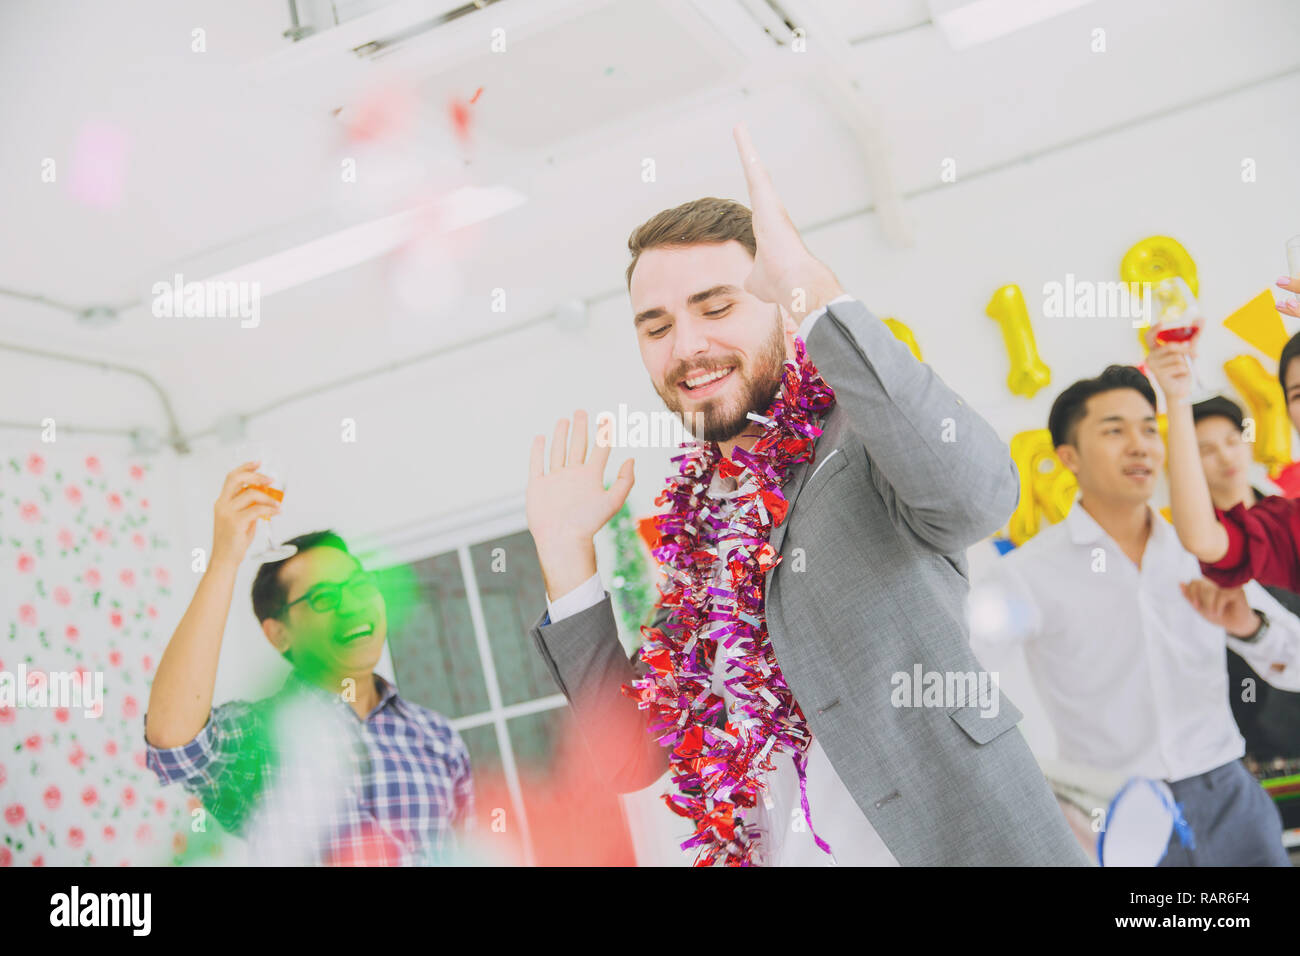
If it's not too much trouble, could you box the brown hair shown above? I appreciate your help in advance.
[625,197,755,290]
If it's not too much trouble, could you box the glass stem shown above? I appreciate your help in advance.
[1182,354,1208,404]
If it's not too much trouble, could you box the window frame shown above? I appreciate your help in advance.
[356,495,568,866]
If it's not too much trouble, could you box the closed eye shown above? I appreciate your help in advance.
[648,326,669,337]
[705,305,732,317]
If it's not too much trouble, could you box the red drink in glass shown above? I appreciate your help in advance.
[1154,325,1200,345]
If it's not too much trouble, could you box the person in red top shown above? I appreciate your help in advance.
[1155,275,1300,592]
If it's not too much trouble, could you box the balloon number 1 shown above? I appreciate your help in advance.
[986,284,1052,399]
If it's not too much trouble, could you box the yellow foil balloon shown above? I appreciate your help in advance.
[1120,235,1199,297]
[1007,429,1078,545]
[882,317,923,362]
[987,285,1051,398]
[1123,236,1199,355]
[1223,355,1292,474]
[1040,466,1078,524]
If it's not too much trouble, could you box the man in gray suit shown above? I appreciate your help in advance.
[524,124,1087,866]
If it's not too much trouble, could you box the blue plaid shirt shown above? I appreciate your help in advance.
[145,672,474,865]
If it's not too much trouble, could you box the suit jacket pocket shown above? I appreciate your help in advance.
[947,694,1023,745]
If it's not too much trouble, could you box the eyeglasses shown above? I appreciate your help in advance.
[281,571,379,616]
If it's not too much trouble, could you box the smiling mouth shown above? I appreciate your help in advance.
[337,623,376,645]
[1122,465,1152,479]
[679,366,735,394]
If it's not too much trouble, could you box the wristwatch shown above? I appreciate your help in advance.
[1235,609,1270,644]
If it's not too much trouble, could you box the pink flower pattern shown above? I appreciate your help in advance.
[2,451,189,865]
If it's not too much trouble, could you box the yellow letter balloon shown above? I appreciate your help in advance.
[882,317,923,362]
[1224,355,1293,474]
[1123,236,1199,354]
[1007,428,1077,545]
[987,285,1051,398]
[1120,235,1199,296]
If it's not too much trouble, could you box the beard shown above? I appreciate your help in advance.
[654,312,788,443]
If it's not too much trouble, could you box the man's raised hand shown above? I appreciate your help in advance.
[526,410,635,599]
[732,122,843,320]
[1142,320,1200,405]
[211,461,281,568]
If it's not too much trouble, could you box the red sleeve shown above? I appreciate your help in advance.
[1199,495,1300,592]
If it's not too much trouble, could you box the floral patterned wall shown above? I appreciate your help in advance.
[0,446,205,866]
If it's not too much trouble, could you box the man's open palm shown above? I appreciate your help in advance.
[733,122,842,318]
[526,410,635,551]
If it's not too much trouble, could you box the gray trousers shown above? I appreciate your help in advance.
[1158,759,1290,867]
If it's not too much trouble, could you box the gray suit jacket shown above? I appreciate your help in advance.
[529,297,1089,866]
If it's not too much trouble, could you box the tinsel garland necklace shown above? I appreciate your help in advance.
[622,337,836,866]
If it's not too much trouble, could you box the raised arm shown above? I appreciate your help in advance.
[1199,495,1300,593]
[1144,325,1300,590]
[144,462,280,748]
[525,410,668,792]
[731,122,1015,552]
[803,296,1019,552]
[1142,325,1232,562]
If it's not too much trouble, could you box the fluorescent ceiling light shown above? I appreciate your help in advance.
[927,0,1095,50]
[199,185,526,298]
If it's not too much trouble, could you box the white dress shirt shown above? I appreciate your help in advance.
[969,500,1300,784]
[545,311,898,865]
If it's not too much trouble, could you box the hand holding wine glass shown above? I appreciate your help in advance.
[211,461,282,567]
[1144,319,1199,405]
[1143,277,1212,405]
[246,461,297,562]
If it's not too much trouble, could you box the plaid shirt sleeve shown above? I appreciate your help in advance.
[447,725,475,830]
[143,701,266,834]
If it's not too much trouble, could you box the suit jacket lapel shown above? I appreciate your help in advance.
[769,405,844,556]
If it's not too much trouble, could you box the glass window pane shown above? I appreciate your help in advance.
[508,707,565,771]
[469,530,560,706]
[378,550,490,718]
[456,722,502,776]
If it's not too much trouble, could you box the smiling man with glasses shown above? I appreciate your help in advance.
[143,462,474,866]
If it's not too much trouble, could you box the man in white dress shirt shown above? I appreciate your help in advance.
[970,365,1298,866]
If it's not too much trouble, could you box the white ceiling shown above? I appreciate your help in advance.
[2,0,1298,443]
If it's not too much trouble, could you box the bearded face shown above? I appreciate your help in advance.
[652,310,787,441]
[631,242,794,444]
